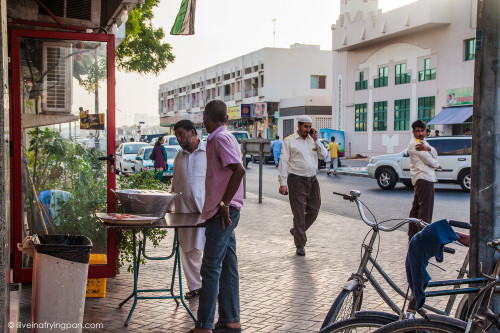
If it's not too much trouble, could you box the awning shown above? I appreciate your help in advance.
[427,106,473,125]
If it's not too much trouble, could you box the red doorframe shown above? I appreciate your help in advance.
[11,29,117,282]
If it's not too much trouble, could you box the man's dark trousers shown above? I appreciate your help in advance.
[408,179,435,241]
[287,174,321,247]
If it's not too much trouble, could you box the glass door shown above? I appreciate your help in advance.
[11,30,117,282]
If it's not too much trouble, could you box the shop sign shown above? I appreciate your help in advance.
[180,113,190,120]
[254,103,267,118]
[80,110,105,130]
[240,104,251,118]
[446,87,473,106]
[227,106,240,120]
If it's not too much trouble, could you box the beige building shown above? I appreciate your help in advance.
[332,0,476,156]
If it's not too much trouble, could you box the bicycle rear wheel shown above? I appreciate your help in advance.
[372,315,466,333]
[319,311,398,333]
[321,285,364,329]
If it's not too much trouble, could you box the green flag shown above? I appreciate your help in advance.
[170,0,197,35]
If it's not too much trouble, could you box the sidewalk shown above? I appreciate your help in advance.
[319,158,369,177]
[25,192,467,332]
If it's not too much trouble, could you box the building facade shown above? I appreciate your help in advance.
[332,0,476,156]
[158,44,332,138]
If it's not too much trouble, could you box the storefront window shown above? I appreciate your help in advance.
[19,37,109,268]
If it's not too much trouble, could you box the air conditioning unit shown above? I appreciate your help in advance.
[42,42,73,114]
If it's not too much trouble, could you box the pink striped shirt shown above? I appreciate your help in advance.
[201,125,244,220]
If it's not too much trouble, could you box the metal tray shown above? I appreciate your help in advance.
[95,213,162,225]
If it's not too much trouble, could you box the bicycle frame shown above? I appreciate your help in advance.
[350,224,487,317]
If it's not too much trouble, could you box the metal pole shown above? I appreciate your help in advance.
[242,143,246,199]
[470,0,500,313]
[259,143,263,204]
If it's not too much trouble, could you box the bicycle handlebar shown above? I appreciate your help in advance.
[332,190,472,233]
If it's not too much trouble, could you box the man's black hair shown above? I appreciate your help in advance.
[174,119,197,135]
[331,136,336,141]
[205,100,227,123]
[411,119,427,130]
[275,135,279,139]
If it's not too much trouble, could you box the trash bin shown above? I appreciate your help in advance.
[31,234,92,332]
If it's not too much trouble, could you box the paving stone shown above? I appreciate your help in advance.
[80,192,468,332]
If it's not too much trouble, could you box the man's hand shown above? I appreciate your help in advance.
[279,185,288,195]
[311,128,319,141]
[215,206,232,230]
[415,143,430,151]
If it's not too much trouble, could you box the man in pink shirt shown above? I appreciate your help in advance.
[190,100,245,333]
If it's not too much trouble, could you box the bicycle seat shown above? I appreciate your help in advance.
[455,232,470,247]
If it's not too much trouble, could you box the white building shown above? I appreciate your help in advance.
[158,44,332,138]
[332,0,476,157]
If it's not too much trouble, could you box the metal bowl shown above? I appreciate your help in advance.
[115,190,181,217]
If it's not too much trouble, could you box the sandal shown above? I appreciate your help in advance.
[184,288,201,300]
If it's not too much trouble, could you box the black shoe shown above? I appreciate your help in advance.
[296,246,305,256]
[289,228,295,236]
[327,172,331,175]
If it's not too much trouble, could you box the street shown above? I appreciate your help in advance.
[244,160,471,225]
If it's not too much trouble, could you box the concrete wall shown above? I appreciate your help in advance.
[332,0,477,157]
[0,0,10,329]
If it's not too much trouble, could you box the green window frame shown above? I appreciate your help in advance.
[355,103,367,132]
[374,67,388,88]
[355,71,368,90]
[394,98,410,131]
[395,64,411,85]
[465,38,475,61]
[418,96,435,124]
[373,101,387,131]
[418,58,436,81]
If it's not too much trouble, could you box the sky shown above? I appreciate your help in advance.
[115,0,415,126]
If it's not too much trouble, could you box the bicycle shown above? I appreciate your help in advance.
[371,238,500,332]
[320,190,474,330]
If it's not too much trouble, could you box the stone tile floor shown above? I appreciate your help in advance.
[19,192,469,332]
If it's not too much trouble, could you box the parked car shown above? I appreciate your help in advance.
[163,135,180,147]
[229,130,251,167]
[140,133,167,143]
[367,136,472,191]
[134,146,180,180]
[116,142,149,174]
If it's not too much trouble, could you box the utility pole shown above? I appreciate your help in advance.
[272,18,278,48]
[470,0,500,313]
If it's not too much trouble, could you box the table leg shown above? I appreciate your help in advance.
[119,237,142,308]
[175,229,196,321]
[124,229,140,327]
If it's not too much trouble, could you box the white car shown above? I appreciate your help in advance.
[149,135,180,146]
[116,142,149,174]
[229,130,251,167]
[134,145,180,179]
[367,136,472,191]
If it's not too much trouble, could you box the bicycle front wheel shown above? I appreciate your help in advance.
[321,285,364,328]
[319,311,398,333]
[372,316,466,333]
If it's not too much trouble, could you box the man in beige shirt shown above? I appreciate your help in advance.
[408,120,442,241]
[278,115,328,256]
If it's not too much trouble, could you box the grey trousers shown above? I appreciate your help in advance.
[287,174,321,247]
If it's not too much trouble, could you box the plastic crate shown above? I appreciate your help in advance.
[86,254,107,298]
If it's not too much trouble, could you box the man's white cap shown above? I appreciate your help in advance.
[297,115,312,123]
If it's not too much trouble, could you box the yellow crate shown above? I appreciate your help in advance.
[86,254,107,298]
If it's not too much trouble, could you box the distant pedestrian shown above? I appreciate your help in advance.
[190,100,245,333]
[151,136,168,182]
[130,137,135,142]
[172,120,206,300]
[278,115,328,256]
[327,136,340,176]
[425,129,431,137]
[434,129,440,136]
[464,128,472,135]
[408,120,442,241]
[270,135,282,167]
[257,132,263,139]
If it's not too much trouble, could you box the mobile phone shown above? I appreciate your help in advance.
[309,129,314,135]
